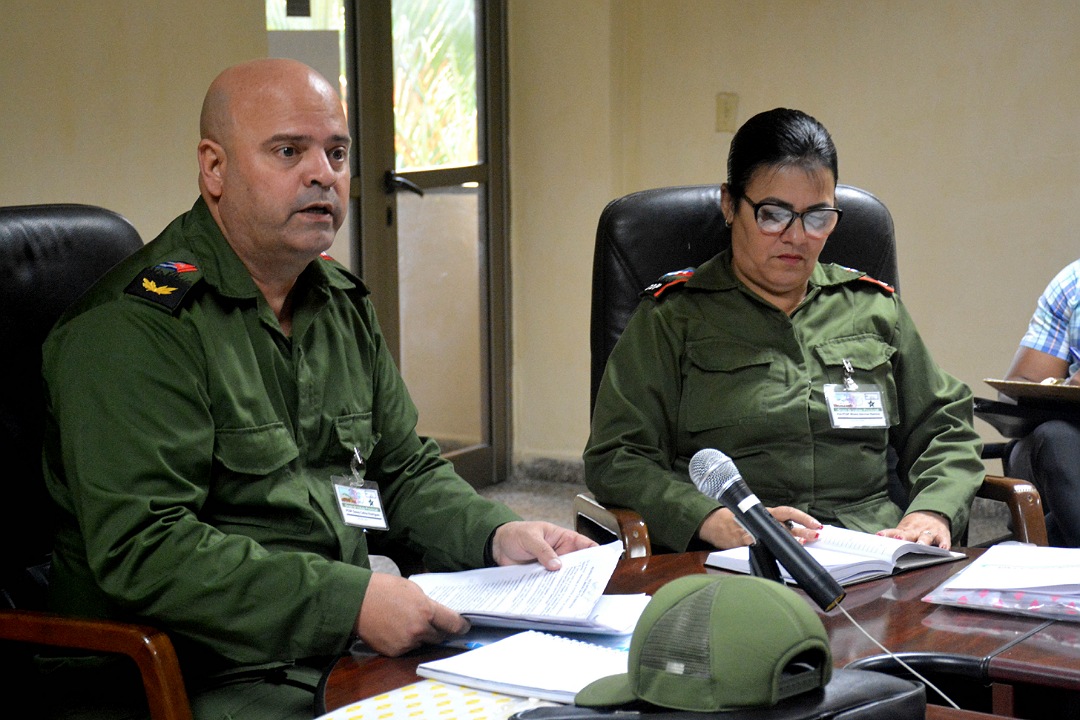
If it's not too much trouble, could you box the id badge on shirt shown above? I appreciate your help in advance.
[332,448,388,531]
[824,383,890,428]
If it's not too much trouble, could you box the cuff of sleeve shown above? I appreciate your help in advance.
[905,507,954,531]
[311,562,370,656]
[483,527,500,567]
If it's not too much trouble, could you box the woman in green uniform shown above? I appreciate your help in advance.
[584,108,982,554]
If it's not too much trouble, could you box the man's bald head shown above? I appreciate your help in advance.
[195,57,351,285]
[199,58,342,147]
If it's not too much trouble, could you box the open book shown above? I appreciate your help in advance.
[409,540,650,634]
[705,524,964,587]
[416,630,628,704]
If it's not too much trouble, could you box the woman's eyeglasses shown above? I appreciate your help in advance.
[743,197,842,239]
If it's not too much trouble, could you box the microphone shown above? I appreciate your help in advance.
[690,448,845,612]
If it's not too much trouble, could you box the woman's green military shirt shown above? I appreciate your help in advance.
[584,250,983,552]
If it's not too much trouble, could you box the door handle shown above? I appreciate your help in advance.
[383,171,424,197]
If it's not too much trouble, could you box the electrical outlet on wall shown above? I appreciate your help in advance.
[716,92,739,133]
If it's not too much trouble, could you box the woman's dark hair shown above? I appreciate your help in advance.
[726,108,838,200]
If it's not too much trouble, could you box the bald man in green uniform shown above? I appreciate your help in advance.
[41,58,593,719]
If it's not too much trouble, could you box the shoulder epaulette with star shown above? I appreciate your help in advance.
[641,268,695,299]
[124,261,202,313]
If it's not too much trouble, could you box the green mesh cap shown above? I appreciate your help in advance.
[575,575,831,711]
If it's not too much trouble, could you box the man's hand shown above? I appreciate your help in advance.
[356,572,469,657]
[698,506,822,550]
[491,521,597,570]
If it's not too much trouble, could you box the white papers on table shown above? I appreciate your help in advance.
[923,543,1080,622]
[935,544,1080,593]
[410,541,647,633]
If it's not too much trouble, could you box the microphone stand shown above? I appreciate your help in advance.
[748,542,783,583]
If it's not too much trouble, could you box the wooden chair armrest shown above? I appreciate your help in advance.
[573,492,651,558]
[0,609,192,720]
[977,475,1048,547]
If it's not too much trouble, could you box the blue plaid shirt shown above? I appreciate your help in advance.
[1020,259,1080,375]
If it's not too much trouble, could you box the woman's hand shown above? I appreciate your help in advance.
[698,506,822,550]
[876,510,952,550]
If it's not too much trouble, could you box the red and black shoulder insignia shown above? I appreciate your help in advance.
[858,275,895,294]
[835,264,895,294]
[641,268,695,299]
[124,261,202,313]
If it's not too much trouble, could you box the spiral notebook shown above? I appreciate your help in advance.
[415,630,629,704]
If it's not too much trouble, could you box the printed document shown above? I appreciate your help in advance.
[924,543,1080,622]
[934,543,1080,594]
[410,540,647,633]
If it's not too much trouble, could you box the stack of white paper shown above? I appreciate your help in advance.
[409,540,649,634]
[924,543,1080,622]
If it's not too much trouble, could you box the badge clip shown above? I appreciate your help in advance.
[842,358,859,391]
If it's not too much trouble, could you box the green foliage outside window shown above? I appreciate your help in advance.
[392,0,478,170]
[267,0,478,173]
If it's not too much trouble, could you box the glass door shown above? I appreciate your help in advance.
[349,0,509,487]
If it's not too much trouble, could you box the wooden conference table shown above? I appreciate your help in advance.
[320,550,1080,719]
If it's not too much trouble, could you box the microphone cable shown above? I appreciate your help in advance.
[836,603,960,709]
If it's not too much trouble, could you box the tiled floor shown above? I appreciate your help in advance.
[478,478,584,531]
[475,458,587,531]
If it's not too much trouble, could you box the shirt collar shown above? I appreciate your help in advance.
[180,197,363,299]
[685,248,865,293]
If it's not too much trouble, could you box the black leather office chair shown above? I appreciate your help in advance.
[576,185,1047,556]
[0,204,193,720]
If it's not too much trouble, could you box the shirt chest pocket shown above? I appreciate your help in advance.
[682,339,776,432]
[331,412,379,480]
[813,336,900,426]
[213,424,307,530]
[210,415,378,534]
[215,423,299,476]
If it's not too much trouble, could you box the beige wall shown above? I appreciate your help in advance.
[4,1,1078,470]
[0,1,266,239]
[508,0,1080,464]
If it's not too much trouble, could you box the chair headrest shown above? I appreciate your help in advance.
[0,204,144,345]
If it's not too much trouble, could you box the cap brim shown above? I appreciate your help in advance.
[574,673,638,707]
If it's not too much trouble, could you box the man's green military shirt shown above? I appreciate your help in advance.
[584,250,983,552]
[42,198,519,673]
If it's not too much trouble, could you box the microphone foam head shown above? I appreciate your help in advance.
[689,448,740,498]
